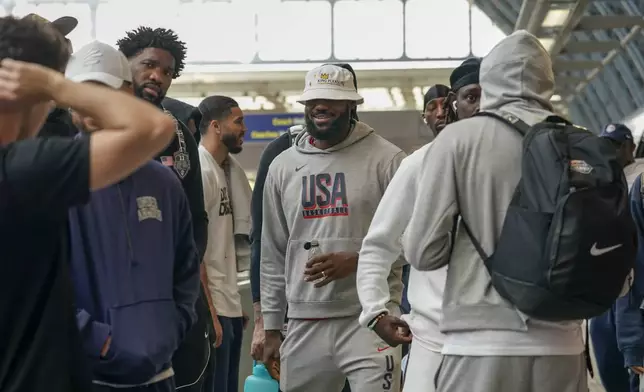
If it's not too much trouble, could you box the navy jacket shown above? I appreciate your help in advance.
[617,173,644,367]
[68,161,200,385]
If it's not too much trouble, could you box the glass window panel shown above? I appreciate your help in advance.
[360,88,393,110]
[333,0,403,60]
[257,1,331,61]
[471,5,506,57]
[96,0,177,48]
[174,2,256,63]
[405,0,470,59]
[12,3,91,49]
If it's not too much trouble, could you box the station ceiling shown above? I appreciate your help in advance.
[474,0,644,130]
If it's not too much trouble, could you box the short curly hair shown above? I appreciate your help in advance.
[116,26,187,78]
[0,16,69,72]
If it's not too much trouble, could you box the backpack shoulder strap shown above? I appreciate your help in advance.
[473,111,531,137]
[542,115,572,125]
[287,130,293,146]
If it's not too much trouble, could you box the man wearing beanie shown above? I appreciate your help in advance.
[261,63,406,392]
[422,84,452,136]
[448,57,482,120]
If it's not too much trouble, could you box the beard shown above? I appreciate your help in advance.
[134,82,165,106]
[222,132,242,154]
[305,109,351,141]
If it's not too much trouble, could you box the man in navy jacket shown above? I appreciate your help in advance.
[65,41,200,392]
[617,171,644,391]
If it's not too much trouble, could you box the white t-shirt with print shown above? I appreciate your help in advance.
[198,145,242,317]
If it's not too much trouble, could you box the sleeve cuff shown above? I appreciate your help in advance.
[623,347,644,368]
[359,307,389,328]
[263,311,286,331]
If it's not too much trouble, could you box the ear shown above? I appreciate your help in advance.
[210,119,221,134]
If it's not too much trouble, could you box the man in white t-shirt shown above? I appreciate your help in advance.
[197,95,249,392]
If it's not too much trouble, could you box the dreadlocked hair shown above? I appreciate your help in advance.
[442,91,458,125]
[117,26,187,78]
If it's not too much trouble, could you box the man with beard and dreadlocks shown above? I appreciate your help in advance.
[117,27,214,392]
[260,64,406,392]
[249,63,359,363]
[250,63,359,392]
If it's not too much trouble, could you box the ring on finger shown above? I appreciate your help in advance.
[321,271,326,278]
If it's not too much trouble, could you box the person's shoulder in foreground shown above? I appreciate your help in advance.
[0,15,91,392]
[0,22,176,392]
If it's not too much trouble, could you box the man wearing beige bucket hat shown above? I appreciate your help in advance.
[260,63,406,392]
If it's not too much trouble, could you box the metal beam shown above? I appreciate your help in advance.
[553,59,601,71]
[548,0,590,56]
[515,0,550,34]
[169,68,453,98]
[555,76,587,85]
[561,40,622,54]
[576,15,644,31]
[566,25,643,102]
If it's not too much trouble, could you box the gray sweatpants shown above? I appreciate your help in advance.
[280,316,402,392]
[435,354,587,392]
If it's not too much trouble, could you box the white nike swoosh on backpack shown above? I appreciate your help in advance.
[590,242,623,256]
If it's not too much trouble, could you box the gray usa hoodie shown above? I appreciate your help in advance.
[260,121,406,331]
[402,30,584,356]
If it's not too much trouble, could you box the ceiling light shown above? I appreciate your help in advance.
[551,94,562,102]
[539,38,555,52]
[542,9,571,28]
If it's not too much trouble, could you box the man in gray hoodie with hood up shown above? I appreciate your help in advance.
[400,31,586,391]
[261,64,406,392]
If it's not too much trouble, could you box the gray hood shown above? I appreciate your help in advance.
[294,121,374,154]
[480,30,555,120]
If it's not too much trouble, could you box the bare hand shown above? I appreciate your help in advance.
[304,251,358,288]
[250,319,265,361]
[262,330,282,363]
[631,366,644,375]
[0,58,63,103]
[262,330,282,381]
[100,335,112,358]
[212,316,224,348]
[373,315,413,347]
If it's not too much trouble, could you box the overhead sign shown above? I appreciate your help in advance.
[244,113,305,142]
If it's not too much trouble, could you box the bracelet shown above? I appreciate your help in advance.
[368,312,387,330]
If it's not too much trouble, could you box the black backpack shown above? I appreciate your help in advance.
[464,111,637,321]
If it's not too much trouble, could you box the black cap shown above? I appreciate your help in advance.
[24,14,78,37]
[423,84,451,110]
[450,57,481,92]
